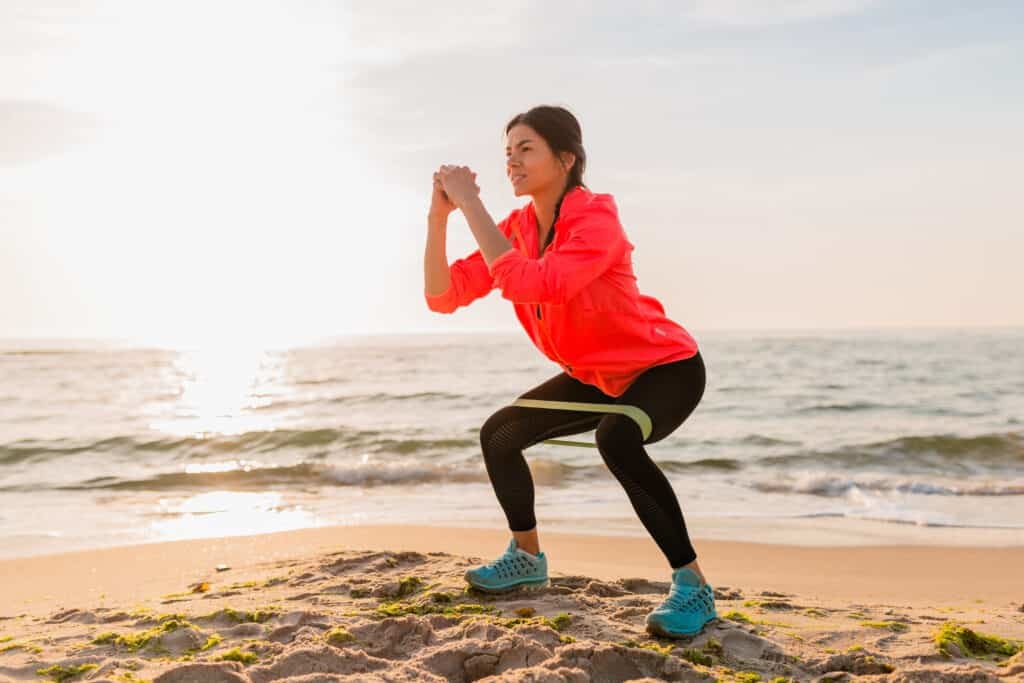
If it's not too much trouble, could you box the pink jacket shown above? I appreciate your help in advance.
[425,185,698,397]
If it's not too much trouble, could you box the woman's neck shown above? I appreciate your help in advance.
[531,183,569,232]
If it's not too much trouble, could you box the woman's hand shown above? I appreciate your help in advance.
[437,164,480,209]
[430,167,457,217]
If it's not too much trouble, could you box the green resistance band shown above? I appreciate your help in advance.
[510,398,653,448]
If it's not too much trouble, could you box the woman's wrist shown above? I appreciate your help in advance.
[428,211,450,228]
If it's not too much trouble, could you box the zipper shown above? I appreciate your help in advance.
[535,303,572,374]
[519,210,573,374]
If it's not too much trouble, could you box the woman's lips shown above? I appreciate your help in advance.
[512,175,526,185]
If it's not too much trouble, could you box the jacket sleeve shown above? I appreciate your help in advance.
[486,195,628,305]
[424,214,513,314]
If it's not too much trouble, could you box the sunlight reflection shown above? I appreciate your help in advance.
[183,460,258,475]
[146,345,293,437]
[147,491,322,541]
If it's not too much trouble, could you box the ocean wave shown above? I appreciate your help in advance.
[0,428,480,466]
[784,511,1024,529]
[758,431,1023,471]
[28,454,584,492]
[795,400,890,413]
[39,460,491,491]
[751,472,1024,497]
[698,434,801,448]
[662,457,744,472]
[0,350,90,356]
[331,391,467,403]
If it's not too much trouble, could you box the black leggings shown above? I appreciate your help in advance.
[479,351,706,569]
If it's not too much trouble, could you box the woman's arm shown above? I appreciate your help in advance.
[459,196,515,266]
[487,194,629,305]
[423,210,509,314]
[424,212,452,297]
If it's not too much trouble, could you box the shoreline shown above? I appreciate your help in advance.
[5,511,1023,564]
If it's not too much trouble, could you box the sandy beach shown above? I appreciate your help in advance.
[1,524,1022,682]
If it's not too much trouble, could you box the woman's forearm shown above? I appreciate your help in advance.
[459,196,514,265]
[424,213,452,296]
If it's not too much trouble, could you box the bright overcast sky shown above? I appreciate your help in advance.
[1,1,1021,347]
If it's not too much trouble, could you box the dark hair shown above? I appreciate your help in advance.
[504,105,588,248]
[505,105,587,191]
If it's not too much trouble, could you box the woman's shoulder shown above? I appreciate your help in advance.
[562,186,618,215]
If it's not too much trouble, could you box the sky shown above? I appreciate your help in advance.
[1,0,1022,348]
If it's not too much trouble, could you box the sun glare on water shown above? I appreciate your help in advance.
[144,343,295,438]
[147,490,322,542]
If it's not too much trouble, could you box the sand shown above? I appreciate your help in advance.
[1,524,1022,682]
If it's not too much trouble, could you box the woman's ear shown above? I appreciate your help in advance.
[560,151,576,173]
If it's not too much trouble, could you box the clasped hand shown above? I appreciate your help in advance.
[435,164,480,209]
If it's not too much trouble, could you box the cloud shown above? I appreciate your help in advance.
[339,0,533,65]
[0,100,101,166]
[685,0,880,27]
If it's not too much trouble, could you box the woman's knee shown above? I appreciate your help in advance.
[594,415,643,456]
[479,406,526,456]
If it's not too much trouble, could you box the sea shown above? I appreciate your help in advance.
[1,327,1022,560]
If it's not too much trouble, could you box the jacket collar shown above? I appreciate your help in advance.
[516,185,592,256]
[523,185,591,228]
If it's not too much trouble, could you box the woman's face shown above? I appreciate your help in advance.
[505,123,572,198]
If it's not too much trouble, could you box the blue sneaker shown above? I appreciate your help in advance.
[645,567,717,638]
[464,538,549,593]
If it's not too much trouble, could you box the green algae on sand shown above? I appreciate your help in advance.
[36,663,99,682]
[217,647,258,665]
[859,620,910,633]
[933,620,1024,661]
[93,617,199,652]
[325,627,356,646]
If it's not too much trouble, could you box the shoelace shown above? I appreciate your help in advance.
[662,584,713,612]
[483,549,534,575]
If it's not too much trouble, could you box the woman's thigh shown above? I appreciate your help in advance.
[483,371,610,450]
[613,352,707,445]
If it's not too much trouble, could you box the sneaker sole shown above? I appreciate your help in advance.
[645,615,717,639]
[463,576,550,594]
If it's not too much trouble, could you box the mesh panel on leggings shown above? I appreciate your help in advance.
[595,416,697,568]
[480,409,599,533]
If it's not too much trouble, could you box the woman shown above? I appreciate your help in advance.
[423,105,714,638]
